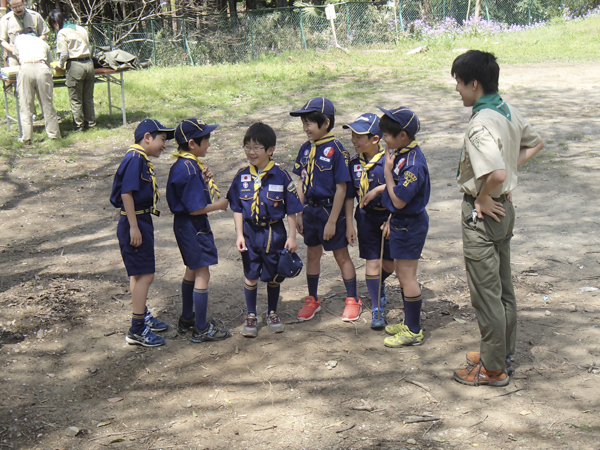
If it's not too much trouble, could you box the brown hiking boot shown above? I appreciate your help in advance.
[466,351,515,376]
[454,362,510,387]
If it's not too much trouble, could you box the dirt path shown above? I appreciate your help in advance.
[1,61,600,449]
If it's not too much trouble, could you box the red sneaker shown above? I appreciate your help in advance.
[297,296,321,321]
[342,297,362,322]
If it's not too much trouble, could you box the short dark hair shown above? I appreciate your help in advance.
[243,122,276,149]
[48,9,68,31]
[451,50,499,94]
[135,130,165,145]
[177,133,210,151]
[16,27,34,35]
[301,111,335,131]
[379,115,415,141]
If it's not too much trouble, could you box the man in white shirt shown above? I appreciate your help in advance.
[0,0,49,67]
[13,28,61,143]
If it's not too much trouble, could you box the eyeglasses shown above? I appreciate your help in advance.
[11,3,25,10]
[243,145,265,153]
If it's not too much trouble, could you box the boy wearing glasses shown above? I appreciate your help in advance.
[0,0,49,67]
[226,123,303,337]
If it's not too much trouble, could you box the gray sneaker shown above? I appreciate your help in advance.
[266,311,284,333]
[190,322,231,343]
[242,314,258,338]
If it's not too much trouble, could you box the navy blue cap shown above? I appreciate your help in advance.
[342,113,383,139]
[377,106,420,137]
[175,118,219,145]
[277,249,303,279]
[290,97,335,117]
[134,119,175,142]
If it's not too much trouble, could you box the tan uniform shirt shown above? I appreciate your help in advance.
[56,25,91,69]
[457,102,541,198]
[13,33,53,64]
[0,9,49,47]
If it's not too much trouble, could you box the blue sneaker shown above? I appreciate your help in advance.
[145,312,169,332]
[126,326,166,347]
[371,307,387,330]
[379,282,387,308]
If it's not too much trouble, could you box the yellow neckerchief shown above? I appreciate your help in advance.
[126,144,159,215]
[303,131,336,194]
[358,143,385,205]
[172,151,221,203]
[249,160,275,222]
[393,139,419,156]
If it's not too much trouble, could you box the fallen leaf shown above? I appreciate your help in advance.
[97,421,111,427]
[192,411,198,417]
[411,355,420,360]
[520,410,532,416]
[454,317,467,324]
[107,397,123,403]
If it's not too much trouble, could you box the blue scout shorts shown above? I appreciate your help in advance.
[389,210,429,260]
[117,213,155,276]
[355,208,392,261]
[242,220,287,282]
[173,214,218,270]
[303,203,348,252]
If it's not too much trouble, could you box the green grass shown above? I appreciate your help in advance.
[1,14,600,151]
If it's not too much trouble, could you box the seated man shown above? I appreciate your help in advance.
[12,28,61,144]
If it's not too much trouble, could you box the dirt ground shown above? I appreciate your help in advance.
[1,60,600,450]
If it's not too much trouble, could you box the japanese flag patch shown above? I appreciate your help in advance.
[354,164,362,173]
[241,174,251,182]
[394,157,406,175]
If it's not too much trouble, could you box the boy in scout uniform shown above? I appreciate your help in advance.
[344,113,394,330]
[290,97,360,322]
[226,123,303,337]
[110,119,175,347]
[451,50,544,386]
[166,118,231,344]
[378,107,430,348]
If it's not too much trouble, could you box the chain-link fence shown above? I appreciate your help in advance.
[83,0,594,67]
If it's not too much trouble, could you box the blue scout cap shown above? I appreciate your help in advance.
[175,118,219,145]
[342,113,383,139]
[377,106,421,137]
[134,119,175,142]
[290,97,335,117]
[277,249,303,279]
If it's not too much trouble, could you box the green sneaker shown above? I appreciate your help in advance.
[384,324,424,347]
[385,320,406,336]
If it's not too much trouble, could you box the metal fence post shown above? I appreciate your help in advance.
[528,0,532,24]
[398,1,404,32]
[443,0,446,19]
[182,18,194,65]
[151,19,157,66]
[345,2,350,44]
[108,24,113,49]
[485,0,490,20]
[250,10,255,59]
[299,9,307,50]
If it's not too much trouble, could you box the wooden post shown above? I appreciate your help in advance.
[474,0,482,19]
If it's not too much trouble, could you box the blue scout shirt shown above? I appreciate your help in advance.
[110,146,155,211]
[292,134,351,201]
[382,144,430,216]
[227,163,303,221]
[349,150,396,216]
[166,156,211,215]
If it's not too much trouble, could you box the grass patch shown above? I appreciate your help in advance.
[1,15,599,150]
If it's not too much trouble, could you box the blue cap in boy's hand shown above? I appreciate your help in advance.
[134,119,176,142]
[342,113,383,138]
[290,97,335,116]
[377,106,421,137]
[175,118,219,145]
[277,248,303,279]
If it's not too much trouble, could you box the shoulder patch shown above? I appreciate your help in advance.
[287,181,297,194]
[468,126,487,149]
[403,170,417,187]
[294,162,301,170]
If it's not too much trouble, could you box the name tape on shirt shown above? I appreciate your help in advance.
[319,156,331,163]
[269,184,284,192]
[241,174,251,182]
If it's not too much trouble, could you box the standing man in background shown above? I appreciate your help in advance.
[0,0,49,67]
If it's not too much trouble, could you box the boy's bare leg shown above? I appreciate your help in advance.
[332,246,355,280]
[131,273,154,315]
